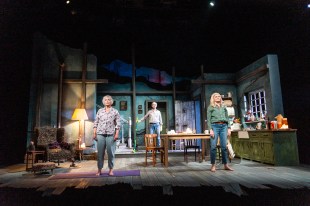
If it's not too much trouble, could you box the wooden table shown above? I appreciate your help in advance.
[76,148,84,161]
[26,150,45,171]
[161,133,210,167]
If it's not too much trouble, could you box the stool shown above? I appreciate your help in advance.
[32,162,56,174]
[216,138,231,165]
[75,148,84,161]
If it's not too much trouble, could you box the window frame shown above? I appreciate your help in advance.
[247,89,267,118]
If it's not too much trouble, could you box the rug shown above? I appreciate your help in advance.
[49,170,140,180]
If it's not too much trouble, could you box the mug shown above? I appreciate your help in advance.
[204,130,209,134]
[256,122,262,130]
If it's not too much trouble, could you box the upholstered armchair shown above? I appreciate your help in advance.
[34,126,75,164]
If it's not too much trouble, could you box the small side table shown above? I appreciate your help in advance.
[76,148,84,161]
[26,151,45,171]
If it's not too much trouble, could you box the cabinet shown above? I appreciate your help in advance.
[231,130,299,166]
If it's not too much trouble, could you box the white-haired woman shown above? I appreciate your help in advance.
[207,93,234,172]
[93,95,121,176]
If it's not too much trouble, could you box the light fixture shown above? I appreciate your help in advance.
[209,1,215,7]
[71,108,88,148]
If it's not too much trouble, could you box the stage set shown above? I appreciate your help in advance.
[0,147,309,206]
[2,33,305,206]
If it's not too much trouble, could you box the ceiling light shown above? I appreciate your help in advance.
[209,1,215,7]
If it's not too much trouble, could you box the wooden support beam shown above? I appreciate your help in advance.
[44,79,108,84]
[63,79,109,84]
[191,79,235,85]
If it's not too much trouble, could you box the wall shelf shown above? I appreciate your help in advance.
[244,120,266,124]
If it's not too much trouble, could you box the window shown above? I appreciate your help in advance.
[245,89,267,118]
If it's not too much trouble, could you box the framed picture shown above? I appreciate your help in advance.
[120,101,127,111]
[138,109,143,114]
[138,105,142,110]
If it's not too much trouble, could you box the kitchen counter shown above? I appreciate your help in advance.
[231,129,299,166]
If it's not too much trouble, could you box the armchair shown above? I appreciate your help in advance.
[35,126,75,164]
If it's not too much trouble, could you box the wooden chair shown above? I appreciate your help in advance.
[184,139,200,163]
[144,134,165,167]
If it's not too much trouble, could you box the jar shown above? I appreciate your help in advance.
[271,121,278,129]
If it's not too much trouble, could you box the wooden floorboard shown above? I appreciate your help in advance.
[1,154,310,197]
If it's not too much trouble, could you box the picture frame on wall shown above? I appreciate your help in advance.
[138,109,143,114]
[120,101,127,111]
[138,105,142,110]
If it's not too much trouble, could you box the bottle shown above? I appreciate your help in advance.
[267,117,271,130]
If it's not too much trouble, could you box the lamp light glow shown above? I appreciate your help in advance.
[71,108,88,121]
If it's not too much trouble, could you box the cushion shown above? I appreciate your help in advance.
[48,141,61,149]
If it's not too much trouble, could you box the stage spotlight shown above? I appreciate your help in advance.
[209,1,215,7]
[307,4,310,8]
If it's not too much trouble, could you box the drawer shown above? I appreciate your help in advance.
[249,132,272,138]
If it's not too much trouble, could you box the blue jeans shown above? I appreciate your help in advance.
[210,123,228,164]
[96,134,116,170]
[149,123,160,147]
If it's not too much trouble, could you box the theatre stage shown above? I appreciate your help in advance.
[0,151,309,206]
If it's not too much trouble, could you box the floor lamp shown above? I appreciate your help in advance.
[71,108,89,148]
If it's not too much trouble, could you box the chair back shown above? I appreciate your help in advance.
[144,134,158,148]
[185,139,198,147]
[35,126,58,147]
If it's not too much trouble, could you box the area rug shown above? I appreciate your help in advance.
[49,170,140,180]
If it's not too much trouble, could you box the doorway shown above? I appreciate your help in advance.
[145,100,168,134]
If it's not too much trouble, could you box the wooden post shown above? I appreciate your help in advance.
[131,42,137,150]
[57,63,64,128]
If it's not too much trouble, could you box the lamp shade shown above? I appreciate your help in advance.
[71,108,89,120]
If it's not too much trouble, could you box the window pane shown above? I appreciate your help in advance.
[261,98,265,104]
[248,89,267,118]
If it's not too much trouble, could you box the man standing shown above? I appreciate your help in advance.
[138,102,163,147]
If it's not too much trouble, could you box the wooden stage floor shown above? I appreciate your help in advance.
[0,152,309,206]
